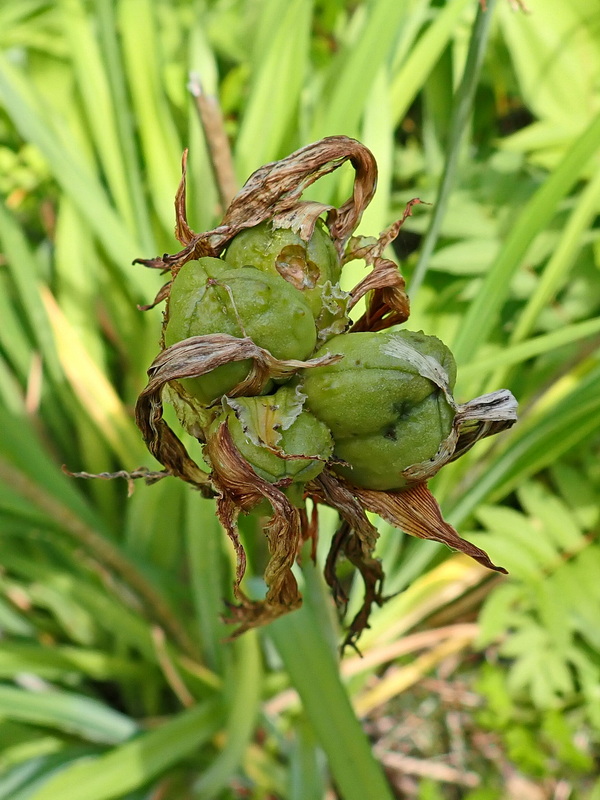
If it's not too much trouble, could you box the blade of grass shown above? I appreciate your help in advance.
[509,166,600,344]
[1,555,158,663]
[289,719,327,800]
[54,198,106,365]
[0,0,50,31]
[41,288,145,465]
[267,560,394,800]
[117,0,183,234]
[353,556,488,655]
[311,0,410,140]
[359,65,393,235]
[0,686,138,745]
[0,444,198,659]
[410,0,498,298]
[0,281,31,383]
[458,316,600,380]
[60,0,137,236]
[354,631,477,716]
[0,642,144,682]
[235,0,312,179]
[51,194,130,518]
[28,699,220,800]
[0,748,100,800]
[194,633,262,799]
[451,109,600,364]
[186,22,221,228]
[340,65,394,294]
[0,54,150,288]
[183,489,230,672]
[390,0,472,126]
[93,0,155,253]
[0,202,63,384]
[448,366,600,525]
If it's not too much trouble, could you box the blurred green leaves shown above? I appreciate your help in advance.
[0,0,599,796]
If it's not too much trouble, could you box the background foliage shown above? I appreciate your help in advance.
[1,0,600,797]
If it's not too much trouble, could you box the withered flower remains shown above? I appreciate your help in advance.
[96,137,518,647]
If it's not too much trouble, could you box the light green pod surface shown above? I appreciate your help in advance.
[302,330,457,490]
[217,397,334,485]
[223,220,341,319]
[164,257,317,404]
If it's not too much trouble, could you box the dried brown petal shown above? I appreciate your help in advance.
[323,520,385,652]
[349,258,410,332]
[205,423,303,634]
[271,202,335,241]
[174,149,197,247]
[345,199,422,332]
[133,136,378,288]
[310,468,505,645]
[310,469,379,557]
[137,279,173,312]
[309,469,382,641]
[353,481,507,574]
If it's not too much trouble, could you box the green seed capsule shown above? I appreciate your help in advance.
[224,220,342,320]
[212,385,334,491]
[165,257,317,404]
[302,330,457,490]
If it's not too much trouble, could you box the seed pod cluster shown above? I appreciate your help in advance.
[125,137,518,645]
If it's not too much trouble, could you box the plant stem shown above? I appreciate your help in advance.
[267,557,394,800]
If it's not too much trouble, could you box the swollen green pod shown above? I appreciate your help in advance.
[209,386,334,506]
[224,220,342,320]
[302,330,457,490]
[164,257,317,404]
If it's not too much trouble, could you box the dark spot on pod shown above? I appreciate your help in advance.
[393,400,412,420]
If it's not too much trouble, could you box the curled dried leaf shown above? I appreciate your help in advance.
[134,136,377,288]
[205,422,303,634]
[354,481,507,574]
[309,469,379,558]
[271,202,335,241]
[324,520,385,652]
[137,279,172,312]
[345,198,422,332]
[349,260,410,332]
[310,468,506,646]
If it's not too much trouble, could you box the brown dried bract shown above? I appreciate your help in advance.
[205,423,303,633]
[309,469,507,648]
[347,198,423,333]
[134,135,378,282]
